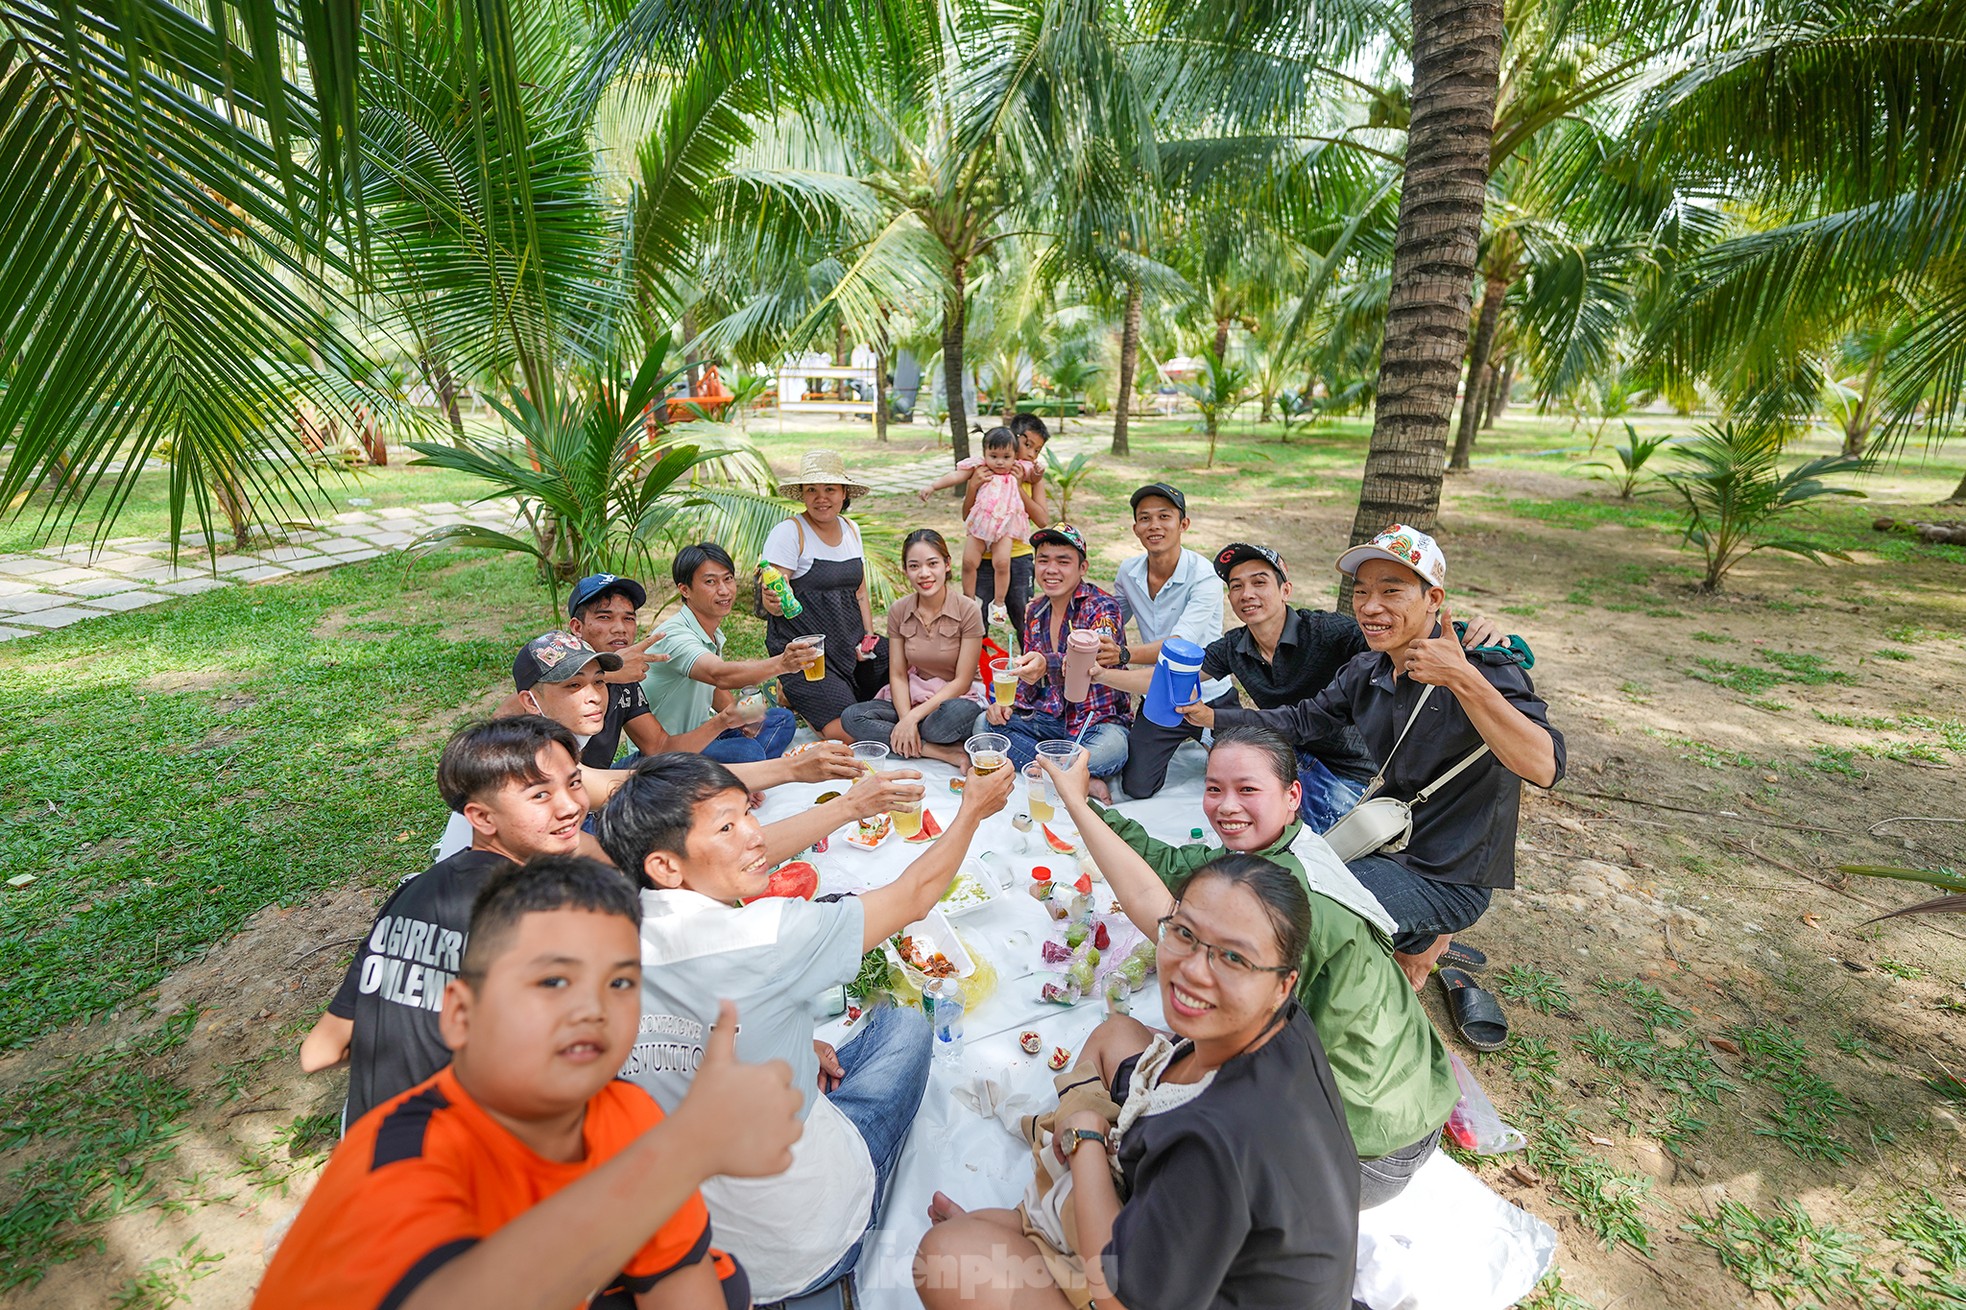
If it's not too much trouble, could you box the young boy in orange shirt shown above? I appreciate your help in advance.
[254,855,802,1310]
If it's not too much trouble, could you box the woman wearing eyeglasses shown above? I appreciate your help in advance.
[916,853,1359,1310]
[1046,725,1458,1210]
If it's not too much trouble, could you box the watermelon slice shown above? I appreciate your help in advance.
[759,860,819,900]
[906,808,944,843]
[1042,824,1076,855]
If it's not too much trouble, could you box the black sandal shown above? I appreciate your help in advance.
[1439,940,1487,972]
[1437,966,1508,1051]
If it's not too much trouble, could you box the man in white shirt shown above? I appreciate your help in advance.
[1104,483,1235,797]
[597,753,1014,1301]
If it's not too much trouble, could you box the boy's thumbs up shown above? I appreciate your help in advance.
[675,1000,802,1179]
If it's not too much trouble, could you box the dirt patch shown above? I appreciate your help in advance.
[136,669,251,695]
[0,882,380,1310]
[308,607,396,642]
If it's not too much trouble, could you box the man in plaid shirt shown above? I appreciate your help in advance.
[978,524,1133,801]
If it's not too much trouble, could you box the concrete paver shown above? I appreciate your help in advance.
[65,577,148,597]
[0,501,519,639]
[80,590,168,612]
[9,606,102,628]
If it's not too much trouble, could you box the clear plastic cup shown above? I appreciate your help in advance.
[849,741,889,776]
[989,657,1017,708]
[797,634,826,681]
[1024,762,1055,823]
[964,733,1011,776]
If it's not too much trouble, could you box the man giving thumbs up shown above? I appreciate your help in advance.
[1206,525,1566,990]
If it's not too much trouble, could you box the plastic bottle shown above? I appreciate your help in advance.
[927,978,965,1061]
[758,563,803,619]
[1189,828,1204,841]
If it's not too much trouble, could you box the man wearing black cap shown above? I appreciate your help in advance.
[1102,484,1234,797]
[562,572,732,768]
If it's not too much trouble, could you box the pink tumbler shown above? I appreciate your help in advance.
[1063,629,1100,702]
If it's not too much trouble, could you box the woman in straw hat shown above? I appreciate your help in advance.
[761,449,890,740]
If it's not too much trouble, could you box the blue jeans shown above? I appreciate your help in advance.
[1298,754,1367,832]
[1347,852,1492,955]
[700,706,796,764]
[797,1002,931,1295]
[839,697,980,748]
[973,708,1129,778]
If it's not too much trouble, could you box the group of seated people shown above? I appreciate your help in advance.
[263,424,1564,1310]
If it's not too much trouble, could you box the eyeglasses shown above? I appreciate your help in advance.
[1156,915,1292,980]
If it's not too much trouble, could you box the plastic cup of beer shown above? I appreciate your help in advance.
[737,686,767,723]
[1034,740,1083,808]
[890,796,924,839]
[989,657,1017,708]
[964,733,1011,777]
[849,741,889,777]
[797,634,826,681]
[1024,762,1055,823]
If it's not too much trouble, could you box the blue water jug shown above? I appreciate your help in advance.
[1142,638,1206,728]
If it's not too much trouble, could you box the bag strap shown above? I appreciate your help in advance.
[1362,685,1436,798]
[1363,681,1492,806]
[1413,743,1491,805]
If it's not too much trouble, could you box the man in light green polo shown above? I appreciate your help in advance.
[645,542,814,764]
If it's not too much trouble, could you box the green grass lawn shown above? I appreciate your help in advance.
[0,552,551,1050]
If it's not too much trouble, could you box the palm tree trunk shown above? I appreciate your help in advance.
[1346,0,1504,545]
[943,268,972,462]
[874,345,889,444]
[419,350,468,445]
[1112,279,1142,456]
[1842,416,1868,458]
[1450,272,1508,471]
[1947,467,1966,504]
[683,309,702,395]
[1483,357,1509,428]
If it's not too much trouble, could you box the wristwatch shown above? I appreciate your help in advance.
[1061,1128,1109,1159]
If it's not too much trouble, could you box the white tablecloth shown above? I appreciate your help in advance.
[755,743,1552,1310]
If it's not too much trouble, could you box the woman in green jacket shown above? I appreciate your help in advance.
[1044,724,1456,1206]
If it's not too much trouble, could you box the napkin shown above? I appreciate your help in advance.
[952,1071,1041,1133]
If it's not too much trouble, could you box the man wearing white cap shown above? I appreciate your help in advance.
[1182,524,1564,991]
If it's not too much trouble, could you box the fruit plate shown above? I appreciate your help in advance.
[841,812,894,849]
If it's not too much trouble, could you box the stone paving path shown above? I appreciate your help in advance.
[0,431,1107,642]
[0,500,520,642]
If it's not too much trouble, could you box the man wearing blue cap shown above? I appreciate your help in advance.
[563,572,737,768]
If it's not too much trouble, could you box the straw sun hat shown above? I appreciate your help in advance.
[776,448,871,499]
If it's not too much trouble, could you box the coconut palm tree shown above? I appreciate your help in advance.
[0,0,376,551]
[1629,0,1966,496]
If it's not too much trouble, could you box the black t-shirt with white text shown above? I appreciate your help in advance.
[328,849,512,1126]
[582,681,652,769]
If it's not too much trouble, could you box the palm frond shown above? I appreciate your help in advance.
[0,4,378,552]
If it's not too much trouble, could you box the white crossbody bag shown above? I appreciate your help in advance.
[1319,685,1491,863]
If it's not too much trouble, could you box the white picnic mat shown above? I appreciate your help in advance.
[755,740,1555,1310]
